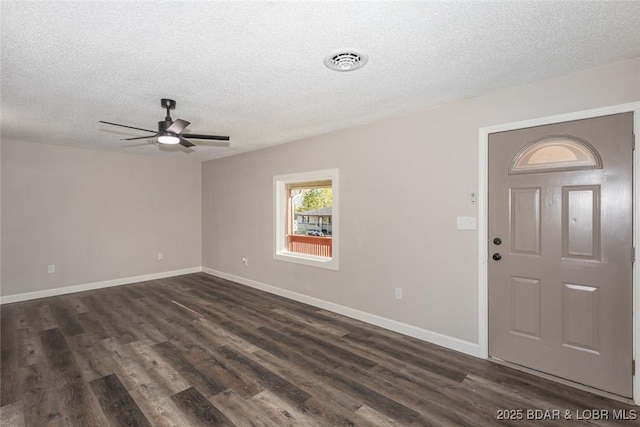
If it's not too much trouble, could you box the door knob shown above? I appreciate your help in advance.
[492,253,502,261]
[493,237,502,245]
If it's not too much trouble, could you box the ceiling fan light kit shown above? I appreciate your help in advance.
[99,98,230,150]
[157,134,180,145]
[158,132,180,145]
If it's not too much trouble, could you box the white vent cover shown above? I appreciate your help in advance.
[324,50,368,72]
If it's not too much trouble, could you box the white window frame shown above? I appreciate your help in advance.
[274,169,339,270]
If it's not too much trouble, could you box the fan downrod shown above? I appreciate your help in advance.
[161,98,176,121]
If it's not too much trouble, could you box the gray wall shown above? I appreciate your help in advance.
[1,141,202,296]
[202,58,640,344]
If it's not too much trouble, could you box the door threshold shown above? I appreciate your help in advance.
[489,357,635,405]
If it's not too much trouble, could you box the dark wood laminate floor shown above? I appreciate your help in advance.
[1,273,637,426]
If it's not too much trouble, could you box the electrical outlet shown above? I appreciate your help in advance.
[157,252,163,260]
[48,265,55,274]
[242,256,248,266]
[395,287,403,300]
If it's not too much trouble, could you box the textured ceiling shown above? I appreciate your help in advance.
[2,1,640,161]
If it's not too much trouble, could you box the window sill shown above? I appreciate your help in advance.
[274,251,338,270]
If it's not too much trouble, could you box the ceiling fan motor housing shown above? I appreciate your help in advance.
[158,120,172,132]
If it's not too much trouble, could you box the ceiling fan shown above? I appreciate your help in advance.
[99,98,230,148]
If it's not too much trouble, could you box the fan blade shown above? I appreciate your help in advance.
[158,144,195,154]
[121,134,158,141]
[158,144,183,151]
[166,119,190,134]
[182,133,230,141]
[99,121,156,133]
[192,140,230,148]
[123,142,155,147]
[179,137,195,148]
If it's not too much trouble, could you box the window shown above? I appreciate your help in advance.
[510,136,602,174]
[274,169,338,270]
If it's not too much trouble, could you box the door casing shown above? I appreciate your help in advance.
[478,102,640,404]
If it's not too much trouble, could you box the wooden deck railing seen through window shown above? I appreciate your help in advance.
[287,235,332,257]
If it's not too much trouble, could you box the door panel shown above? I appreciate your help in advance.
[562,185,600,260]
[488,113,633,398]
[562,283,599,353]
[510,187,541,255]
[510,276,541,338]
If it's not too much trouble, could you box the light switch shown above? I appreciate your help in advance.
[457,216,477,230]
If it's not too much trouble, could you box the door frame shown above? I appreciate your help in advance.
[478,101,640,404]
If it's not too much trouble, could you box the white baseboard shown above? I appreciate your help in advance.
[202,267,480,357]
[0,267,203,304]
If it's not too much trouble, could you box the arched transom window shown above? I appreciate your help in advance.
[509,136,602,174]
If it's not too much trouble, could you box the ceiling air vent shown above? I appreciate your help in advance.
[324,50,368,72]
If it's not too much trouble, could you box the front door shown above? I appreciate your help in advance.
[488,113,634,398]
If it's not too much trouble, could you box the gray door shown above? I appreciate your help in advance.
[488,113,634,398]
